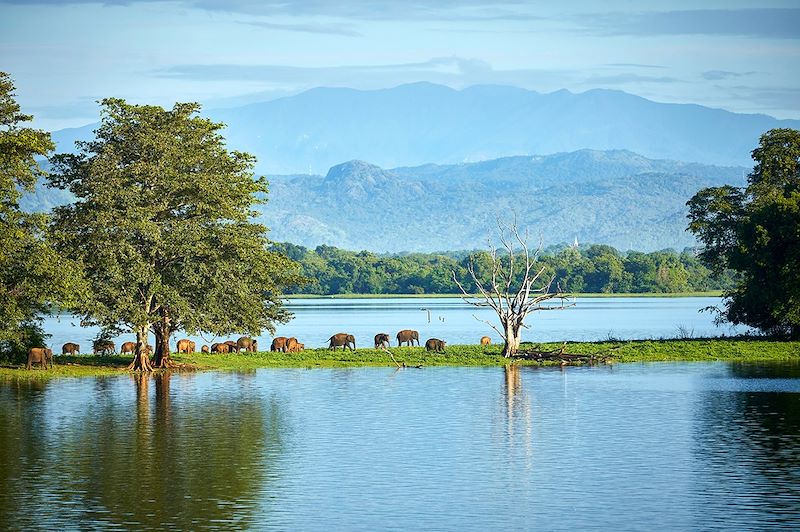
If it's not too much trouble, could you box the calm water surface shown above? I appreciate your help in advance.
[2,362,798,530]
[42,296,745,351]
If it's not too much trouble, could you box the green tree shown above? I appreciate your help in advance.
[0,72,82,361]
[49,98,301,370]
[688,128,800,337]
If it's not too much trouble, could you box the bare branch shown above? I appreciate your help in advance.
[464,217,574,356]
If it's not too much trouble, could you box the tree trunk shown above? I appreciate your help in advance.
[501,319,522,357]
[128,325,154,372]
[154,313,173,368]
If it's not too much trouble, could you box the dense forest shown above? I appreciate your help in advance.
[271,242,735,295]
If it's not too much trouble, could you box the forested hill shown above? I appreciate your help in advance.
[52,83,799,174]
[272,242,733,296]
[259,150,747,252]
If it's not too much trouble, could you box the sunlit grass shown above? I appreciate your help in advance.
[1,337,797,379]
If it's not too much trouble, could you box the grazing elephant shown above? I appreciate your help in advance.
[176,339,195,354]
[201,345,210,353]
[211,343,229,354]
[224,340,239,353]
[120,341,136,355]
[425,338,446,353]
[480,336,491,346]
[62,342,80,355]
[237,337,258,353]
[271,337,288,352]
[286,337,303,353]
[93,340,115,355]
[396,329,420,347]
[26,347,53,370]
[374,333,390,349]
[329,333,355,351]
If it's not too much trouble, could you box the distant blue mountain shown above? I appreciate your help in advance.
[52,82,798,174]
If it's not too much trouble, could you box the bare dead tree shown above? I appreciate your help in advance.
[452,220,574,357]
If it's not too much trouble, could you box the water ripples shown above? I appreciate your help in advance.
[1,362,798,529]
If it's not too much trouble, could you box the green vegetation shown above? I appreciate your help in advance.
[3,338,797,378]
[48,98,302,370]
[0,72,84,364]
[272,242,734,296]
[688,128,800,338]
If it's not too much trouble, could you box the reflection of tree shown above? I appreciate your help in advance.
[501,365,533,461]
[31,372,286,528]
[504,365,522,424]
[693,363,800,524]
[0,379,49,525]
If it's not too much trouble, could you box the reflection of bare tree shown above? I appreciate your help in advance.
[504,364,522,422]
[502,365,534,461]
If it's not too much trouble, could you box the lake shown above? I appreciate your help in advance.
[2,362,798,529]
[42,296,747,352]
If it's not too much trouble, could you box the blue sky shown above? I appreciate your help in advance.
[1,0,798,130]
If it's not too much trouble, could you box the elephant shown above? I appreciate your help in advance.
[93,340,115,355]
[176,339,196,354]
[120,341,136,355]
[62,342,80,355]
[480,336,491,346]
[201,345,210,353]
[374,333,390,349]
[271,337,289,352]
[286,337,303,353]
[224,340,239,353]
[329,333,355,351]
[237,337,258,353]
[396,329,420,347]
[425,338,446,353]
[26,347,53,370]
[211,343,229,354]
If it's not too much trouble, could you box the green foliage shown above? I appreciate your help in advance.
[688,128,800,337]
[0,72,83,354]
[0,322,50,365]
[48,98,303,346]
[272,242,732,295]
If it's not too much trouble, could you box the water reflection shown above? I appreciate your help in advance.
[501,365,534,465]
[2,363,799,529]
[0,372,288,529]
[692,362,800,528]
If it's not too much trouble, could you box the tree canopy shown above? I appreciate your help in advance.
[688,128,800,337]
[48,98,302,369]
[270,242,732,296]
[0,72,82,360]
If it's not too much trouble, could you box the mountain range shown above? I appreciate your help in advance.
[257,150,747,252]
[24,149,746,252]
[51,82,799,174]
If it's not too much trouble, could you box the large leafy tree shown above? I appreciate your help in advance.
[687,128,800,338]
[0,72,82,359]
[49,98,302,370]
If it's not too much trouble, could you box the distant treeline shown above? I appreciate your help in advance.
[271,242,735,295]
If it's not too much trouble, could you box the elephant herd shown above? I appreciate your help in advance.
[23,332,495,368]
[328,329,445,353]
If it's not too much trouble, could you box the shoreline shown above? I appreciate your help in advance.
[284,291,724,299]
[2,337,797,379]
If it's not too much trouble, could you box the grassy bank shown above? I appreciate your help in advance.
[2,337,797,379]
